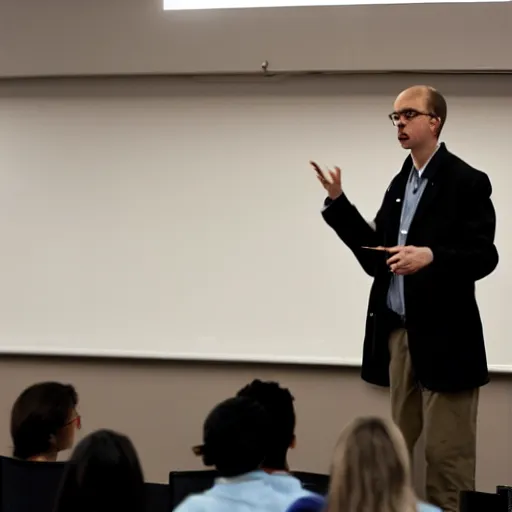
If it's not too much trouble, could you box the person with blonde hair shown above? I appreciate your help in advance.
[287,416,440,512]
[329,417,440,512]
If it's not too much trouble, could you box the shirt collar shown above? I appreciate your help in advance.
[215,470,267,485]
[415,143,441,177]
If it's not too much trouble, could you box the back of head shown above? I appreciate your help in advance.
[424,86,448,137]
[11,382,78,460]
[196,396,270,477]
[53,429,145,512]
[327,417,416,512]
[236,379,295,470]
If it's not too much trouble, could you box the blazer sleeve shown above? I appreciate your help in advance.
[321,192,387,277]
[430,171,499,281]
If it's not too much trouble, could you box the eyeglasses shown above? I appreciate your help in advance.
[192,445,204,456]
[388,109,437,126]
[66,414,81,430]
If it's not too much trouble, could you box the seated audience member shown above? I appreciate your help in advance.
[290,416,440,512]
[175,396,296,512]
[236,379,313,499]
[10,381,80,461]
[53,429,145,512]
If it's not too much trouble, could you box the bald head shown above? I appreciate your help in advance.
[394,85,447,137]
[397,85,433,101]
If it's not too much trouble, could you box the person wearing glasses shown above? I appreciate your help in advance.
[310,85,498,512]
[10,381,80,462]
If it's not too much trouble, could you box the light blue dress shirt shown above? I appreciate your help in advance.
[173,470,306,512]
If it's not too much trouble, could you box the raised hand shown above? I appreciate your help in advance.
[310,161,343,200]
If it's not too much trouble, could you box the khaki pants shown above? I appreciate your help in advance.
[389,329,479,512]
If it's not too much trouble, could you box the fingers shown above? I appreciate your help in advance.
[310,161,322,174]
[389,257,417,275]
[387,248,407,273]
[311,161,329,185]
[316,174,328,187]
[315,173,331,187]
[390,262,406,273]
[394,266,416,276]
[386,253,401,266]
[310,161,341,184]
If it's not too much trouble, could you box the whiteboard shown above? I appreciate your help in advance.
[0,74,509,370]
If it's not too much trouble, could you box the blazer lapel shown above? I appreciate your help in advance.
[383,157,411,245]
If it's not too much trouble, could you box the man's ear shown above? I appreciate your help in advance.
[290,435,296,449]
[430,116,440,135]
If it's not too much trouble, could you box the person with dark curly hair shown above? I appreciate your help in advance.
[236,380,312,501]
[176,396,296,512]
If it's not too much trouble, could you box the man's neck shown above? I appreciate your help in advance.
[411,141,439,170]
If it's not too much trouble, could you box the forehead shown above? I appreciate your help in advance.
[393,90,429,112]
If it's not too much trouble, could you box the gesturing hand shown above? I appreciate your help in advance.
[310,161,343,200]
[386,246,434,275]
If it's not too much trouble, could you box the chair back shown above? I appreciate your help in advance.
[496,486,512,512]
[459,490,507,512]
[291,471,329,496]
[168,470,217,509]
[0,456,66,512]
[144,482,170,512]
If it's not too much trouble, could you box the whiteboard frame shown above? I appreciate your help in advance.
[0,346,509,373]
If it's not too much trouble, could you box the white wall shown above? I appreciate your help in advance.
[0,74,509,369]
[1,0,512,76]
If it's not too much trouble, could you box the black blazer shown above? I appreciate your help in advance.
[322,143,499,392]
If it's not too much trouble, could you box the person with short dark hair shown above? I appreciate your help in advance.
[175,396,295,512]
[53,429,145,512]
[237,380,295,471]
[10,381,80,461]
[236,380,312,501]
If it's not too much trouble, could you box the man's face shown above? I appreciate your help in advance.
[390,89,439,150]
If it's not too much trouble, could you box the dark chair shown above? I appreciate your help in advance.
[144,482,171,512]
[459,490,507,512]
[496,486,512,511]
[0,456,66,512]
[291,471,329,496]
[168,470,217,509]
